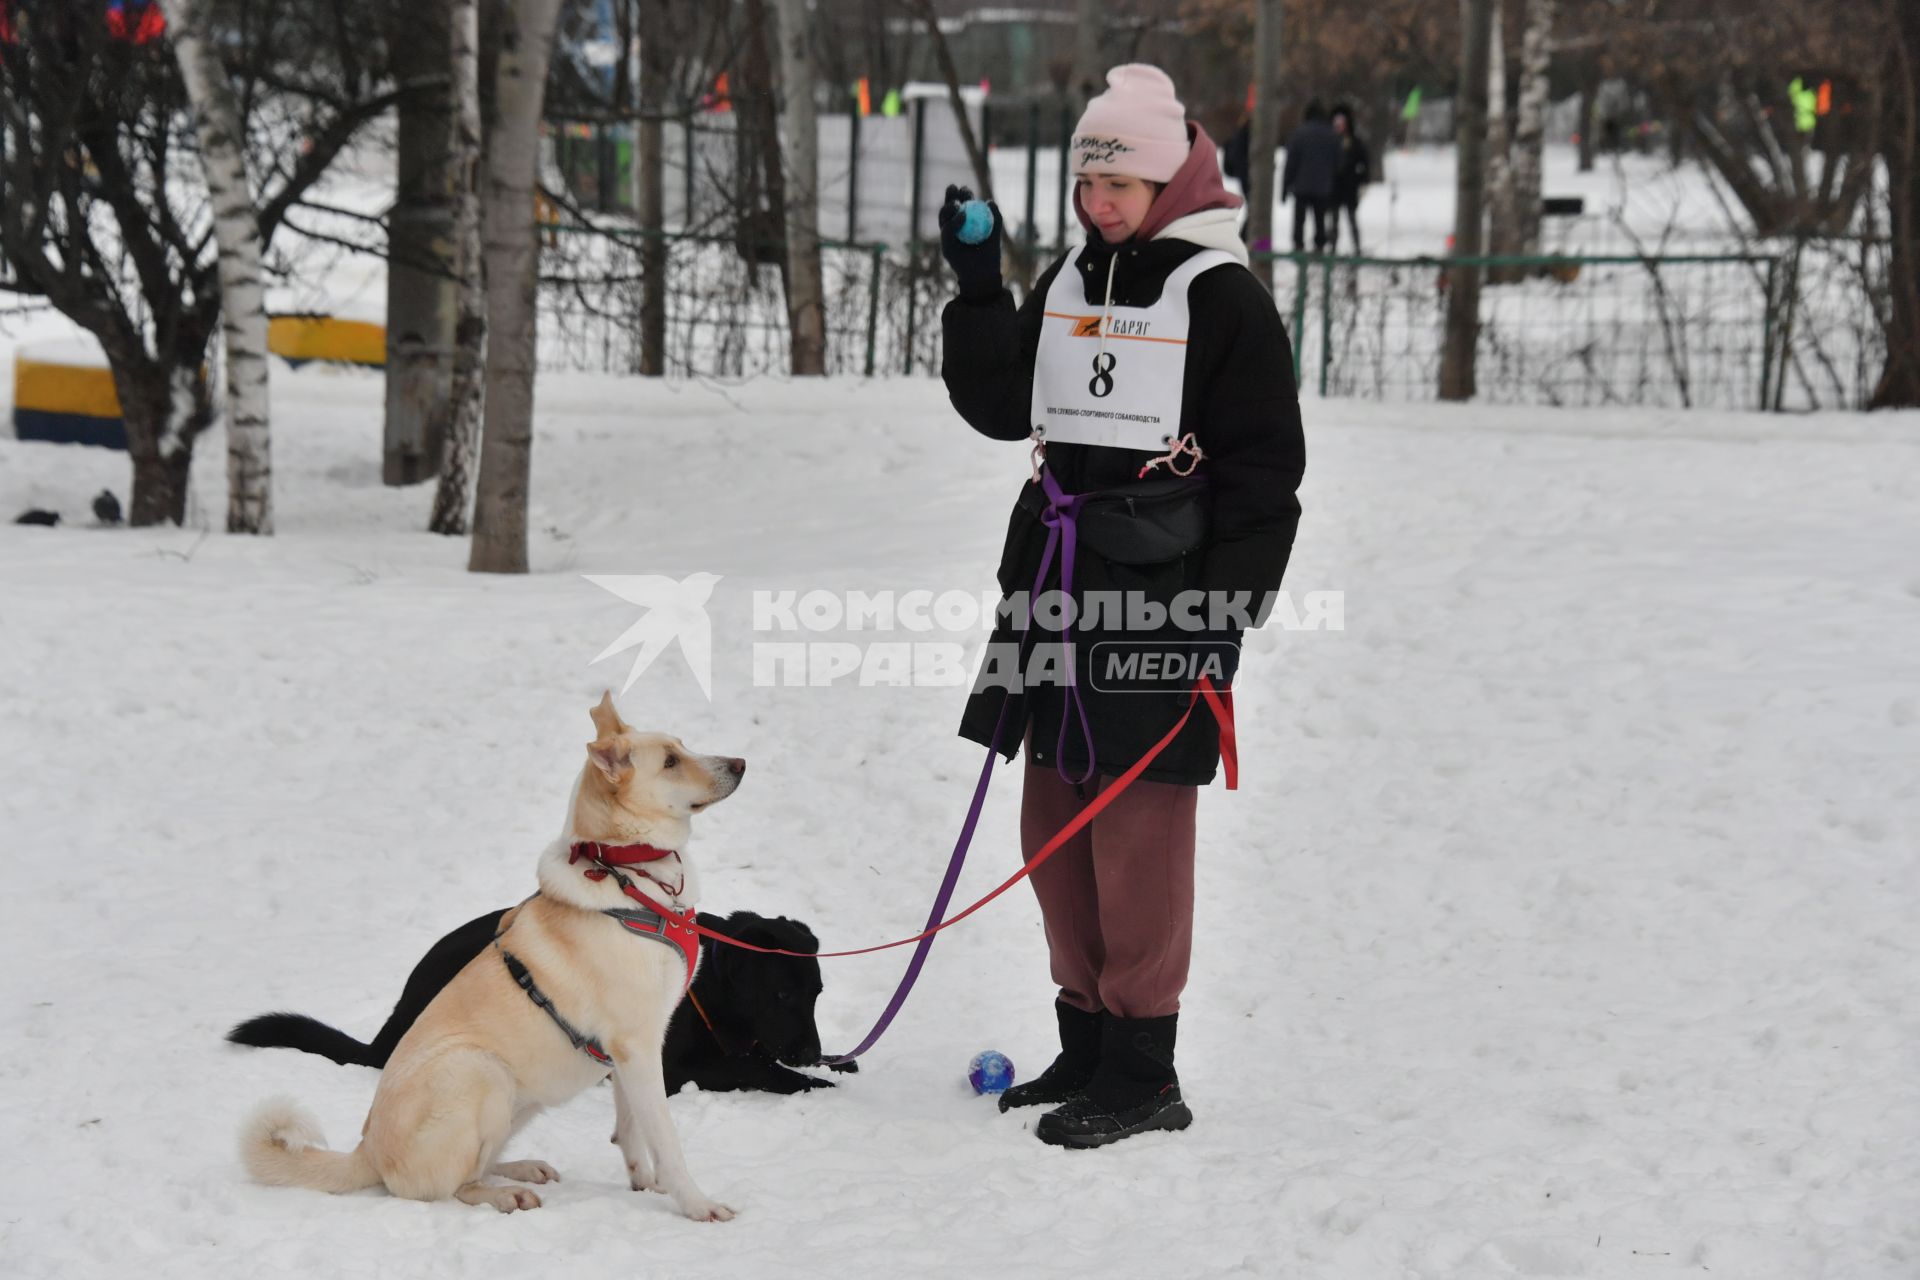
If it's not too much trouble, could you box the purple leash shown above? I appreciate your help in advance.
[1038,468,1098,786]
[819,468,1093,1063]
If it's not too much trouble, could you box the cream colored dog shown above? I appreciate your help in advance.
[241,693,743,1219]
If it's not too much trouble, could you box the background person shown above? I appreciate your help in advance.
[1282,101,1340,253]
[1330,103,1372,254]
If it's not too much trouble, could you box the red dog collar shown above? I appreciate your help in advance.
[569,840,677,868]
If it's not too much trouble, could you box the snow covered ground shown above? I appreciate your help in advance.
[2,362,1918,1279]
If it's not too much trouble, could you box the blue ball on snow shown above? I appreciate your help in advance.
[955,200,995,245]
[968,1050,1016,1095]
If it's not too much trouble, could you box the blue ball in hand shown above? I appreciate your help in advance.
[955,200,995,245]
[968,1050,1016,1095]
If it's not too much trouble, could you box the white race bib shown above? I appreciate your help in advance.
[1028,246,1238,452]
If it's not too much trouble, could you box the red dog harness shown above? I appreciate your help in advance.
[495,843,703,1068]
[569,841,701,990]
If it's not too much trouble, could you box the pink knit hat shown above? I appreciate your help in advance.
[1070,64,1192,183]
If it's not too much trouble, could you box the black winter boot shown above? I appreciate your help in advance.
[998,1001,1103,1113]
[1034,1013,1191,1148]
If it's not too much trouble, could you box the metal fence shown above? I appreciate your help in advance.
[1268,252,1779,410]
[538,222,1888,412]
[1259,244,1887,412]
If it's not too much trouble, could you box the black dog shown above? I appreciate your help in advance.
[229,907,848,1095]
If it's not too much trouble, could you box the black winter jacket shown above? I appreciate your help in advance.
[940,237,1306,785]
[1282,119,1341,203]
[1335,134,1372,206]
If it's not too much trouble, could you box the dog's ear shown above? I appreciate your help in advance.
[721,911,775,949]
[769,916,820,953]
[589,691,628,738]
[587,734,633,784]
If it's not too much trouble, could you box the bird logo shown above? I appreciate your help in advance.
[584,573,721,700]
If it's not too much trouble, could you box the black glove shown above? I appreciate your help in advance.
[938,184,1004,302]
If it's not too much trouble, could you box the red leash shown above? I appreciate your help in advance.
[596,677,1237,961]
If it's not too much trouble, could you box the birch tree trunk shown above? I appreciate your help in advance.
[468,0,564,574]
[774,0,826,375]
[1507,0,1555,253]
[1491,0,1555,274]
[167,0,272,534]
[1484,0,1514,257]
[430,0,487,535]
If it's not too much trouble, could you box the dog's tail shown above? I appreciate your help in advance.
[227,1012,380,1068]
[241,1097,381,1194]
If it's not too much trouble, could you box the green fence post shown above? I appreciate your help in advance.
[905,99,927,375]
[865,244,883,378]
[847,106,862,244]
[1772,239,1806,412]
[1319,255,1334,397]
[1055,101,1070,254]
[1024,101,1039,253]
[682,117,695,227]
[1759,256,1778,412]
[1289,255,1309,388]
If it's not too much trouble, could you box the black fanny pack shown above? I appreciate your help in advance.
[1018,472,1211,565]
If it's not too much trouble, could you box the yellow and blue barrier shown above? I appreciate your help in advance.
[12,344,126,450]
[267,315,386,368]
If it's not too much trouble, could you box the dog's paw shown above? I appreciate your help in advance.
[799,1074,836,1091]
[826,1059,859,1074]
[468,1185,542,1212]
[493,1160,560,1184]
[626,1160,662,1193]
[502,1188,542,1212]
[679,1198,736,1222]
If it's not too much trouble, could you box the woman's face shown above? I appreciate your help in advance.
[1077,173,1159,245]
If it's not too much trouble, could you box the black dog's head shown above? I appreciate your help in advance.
[696,911,825,1068]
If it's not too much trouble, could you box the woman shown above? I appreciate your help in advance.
[1330,103,1372,254]
[936,64,1306,1148]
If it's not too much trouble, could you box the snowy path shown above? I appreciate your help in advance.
[2,371,1917,1278]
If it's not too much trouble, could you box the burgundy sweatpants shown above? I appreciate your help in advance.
[1019,762,1198,1019]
